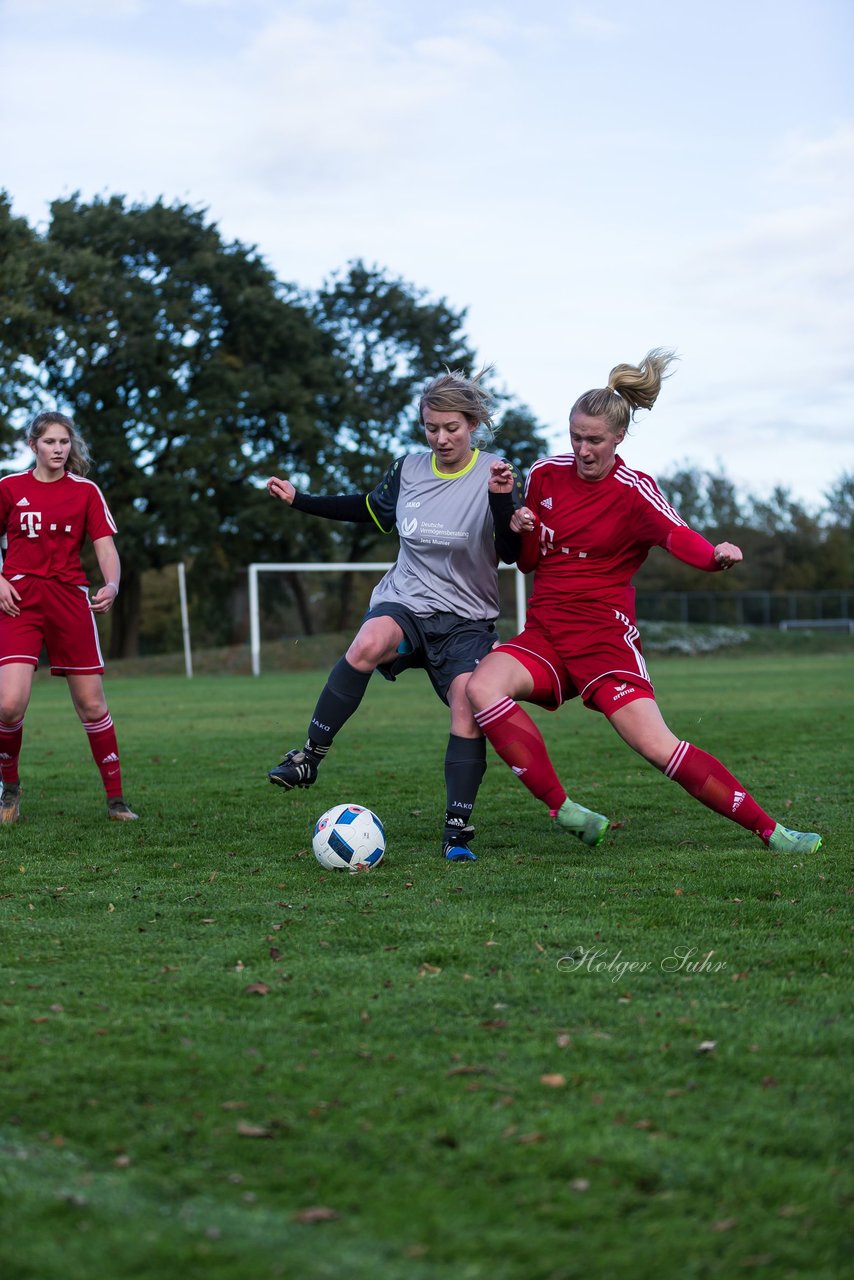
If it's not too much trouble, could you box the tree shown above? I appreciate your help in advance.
[0,193,342,655]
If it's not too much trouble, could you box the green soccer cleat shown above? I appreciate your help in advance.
[767,823,822,855]
[554,798,609,848]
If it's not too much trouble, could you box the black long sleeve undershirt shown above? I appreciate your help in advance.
[290,486,521,564]
[488,489,521,564]
[290,491,373,522]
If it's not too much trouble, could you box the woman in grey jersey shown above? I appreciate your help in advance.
[266,369,609,861]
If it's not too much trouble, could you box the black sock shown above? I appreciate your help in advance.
[307,657,372,751]
[444,734,487,831]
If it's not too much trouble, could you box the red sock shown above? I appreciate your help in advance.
[0,718,24,785]
[474,698,566,812]
[664,741,774,842]
[82,713,124,800]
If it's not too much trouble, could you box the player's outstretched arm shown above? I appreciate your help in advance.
[665,526,743,573]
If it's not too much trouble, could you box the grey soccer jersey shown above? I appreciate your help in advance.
[366,449,518,620]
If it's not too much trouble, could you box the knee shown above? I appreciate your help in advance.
[0,700,24,724]
[465,664,492,711]
[346,627,398,670]
[75,698,109,724]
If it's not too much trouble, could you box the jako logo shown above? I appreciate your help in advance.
[401,517,418,536]
[405,501,421,508]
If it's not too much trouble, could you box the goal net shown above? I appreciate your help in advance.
[247,561,528,675]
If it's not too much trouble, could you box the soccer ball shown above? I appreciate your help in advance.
[312,804,385,873]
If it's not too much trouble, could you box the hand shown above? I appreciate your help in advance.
[0,578,21,617]
[510,506,537,535]
[488,460,515,493]
[267,476,296,505]
[713,541,743,570]
[90,582,119,613]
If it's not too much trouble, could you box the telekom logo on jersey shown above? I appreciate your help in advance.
[20,511,42,538]
[17,512,73,539]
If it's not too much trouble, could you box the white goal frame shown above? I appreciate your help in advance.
[248,562,528,676]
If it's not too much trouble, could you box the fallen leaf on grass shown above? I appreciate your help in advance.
[540,1074,566,1088]
[446,1064,494,1077]
[236,1121,273,1138]
[696,1040,717,1054]
[570,1178,590,1192]
[418,963,441,976]
[243,983,270,996]
[517,1132,544,1145]
[220,1101,248,1111]
[761,1076,779,1089]
[292,1206,339,1223]
[710,1217,738,1232]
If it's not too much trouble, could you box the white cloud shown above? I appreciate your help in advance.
[0,0,852,505]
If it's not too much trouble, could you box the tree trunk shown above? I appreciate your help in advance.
[289,575,314,636]
[109,570,142,659]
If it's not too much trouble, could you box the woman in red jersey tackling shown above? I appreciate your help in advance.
[467,349,822,856]
[0,411,138,824]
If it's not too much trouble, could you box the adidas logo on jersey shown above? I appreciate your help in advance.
[16,498,30,507]
[540,496,553,510]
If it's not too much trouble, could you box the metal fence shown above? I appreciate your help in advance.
[634,590,852,627]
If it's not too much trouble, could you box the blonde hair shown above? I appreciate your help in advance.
[419,367,495,446]
[27,411,92,477]
[571,348,678,434]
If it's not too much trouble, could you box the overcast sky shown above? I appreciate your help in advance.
[2,0,852,508]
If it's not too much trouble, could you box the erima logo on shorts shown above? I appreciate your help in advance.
[611,683,636,701]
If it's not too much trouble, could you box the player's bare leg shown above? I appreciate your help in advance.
[67,673,138,820]
[608,698,821,850]
[468,651,609,847]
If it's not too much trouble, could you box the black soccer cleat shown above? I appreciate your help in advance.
[268,747,321,791]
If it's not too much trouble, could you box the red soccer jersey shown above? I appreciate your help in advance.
[0,470,118,586]
[519,453,691,623]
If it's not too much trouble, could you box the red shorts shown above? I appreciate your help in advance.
[0,575,105,675]
[498,608,655,717]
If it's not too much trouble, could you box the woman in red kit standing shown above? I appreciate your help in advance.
[468,349,822,855]
[0,411,138,823]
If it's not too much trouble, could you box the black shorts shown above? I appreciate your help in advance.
[363,605,498,704]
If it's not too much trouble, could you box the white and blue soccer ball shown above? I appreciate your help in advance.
[312,803,385,873]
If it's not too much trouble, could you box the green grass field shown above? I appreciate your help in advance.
[0,651,851,1279]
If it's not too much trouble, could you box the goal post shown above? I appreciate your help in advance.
[247,562,527,676]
